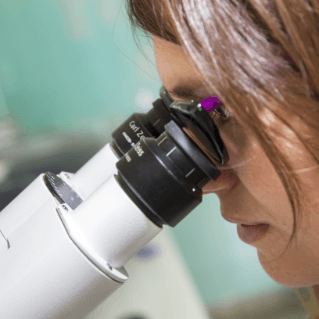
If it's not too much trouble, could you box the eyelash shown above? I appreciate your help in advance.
[209,105,232,127]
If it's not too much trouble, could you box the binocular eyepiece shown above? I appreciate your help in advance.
[45,86,228,228]
[0,85,230,318]
[113,86,228,227]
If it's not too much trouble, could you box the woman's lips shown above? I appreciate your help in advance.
[237,224,270,243]
[222,216,268,226]
[222,216,270,243]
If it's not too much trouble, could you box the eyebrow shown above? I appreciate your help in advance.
[166,82,211,101]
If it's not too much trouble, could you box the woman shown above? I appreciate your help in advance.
[125,0,319,304]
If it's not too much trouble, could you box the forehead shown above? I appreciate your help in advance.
[152,35,207,97]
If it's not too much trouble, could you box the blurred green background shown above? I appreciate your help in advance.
[0,0,303,315]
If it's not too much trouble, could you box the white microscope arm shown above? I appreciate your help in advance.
[0,143,162,319]
[0,91,222,318]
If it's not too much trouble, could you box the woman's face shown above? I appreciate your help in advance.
[152,35,319,287]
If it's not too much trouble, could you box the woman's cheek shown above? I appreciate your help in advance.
[219,122,257,171]
[220,125,292,228]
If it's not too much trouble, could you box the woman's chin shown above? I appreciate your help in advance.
[257,250,319,288]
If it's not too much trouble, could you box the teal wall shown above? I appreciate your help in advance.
[0,0,161,136]
[0,0,283,306]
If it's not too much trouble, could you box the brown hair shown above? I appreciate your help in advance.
[125,0,319,261]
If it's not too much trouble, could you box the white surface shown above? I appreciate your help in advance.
[71,143,119,199]
[86,227,210,319]
[66,174,162,269]
[0,174,49,238]
[0,175,123,319]
[0,230,8,254]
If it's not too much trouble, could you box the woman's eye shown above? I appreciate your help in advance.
[199,95,231,126]
[212,106,228,117]
[209,105,232,127]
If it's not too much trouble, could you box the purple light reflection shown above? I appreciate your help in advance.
[201,96,223,112]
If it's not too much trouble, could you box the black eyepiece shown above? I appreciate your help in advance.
[111,87,175,157]
[116,121,220,227]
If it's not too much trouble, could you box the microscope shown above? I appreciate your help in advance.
[0,86,228,319]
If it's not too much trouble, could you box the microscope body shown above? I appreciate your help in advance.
[0,143,162,319]
[0,87,225,318]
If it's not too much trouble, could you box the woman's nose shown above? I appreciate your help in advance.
[202,168,238,194]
